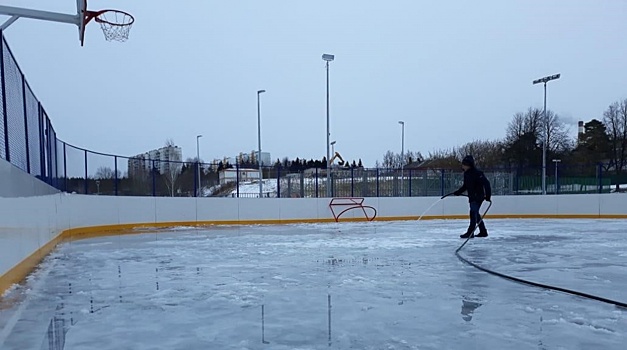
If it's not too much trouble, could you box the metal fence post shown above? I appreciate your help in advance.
[315,167,319,198]
[376,168,379,197]
[556,163,559,195]
[46,119,52,185]
[408,169,412,197]
[63,142,67,192]
[515,167,520,194]
[423,169,428,196]
[84,150,88,194]
[193,162,198,197]
[597,163,603,193]
[0,39,10,162]
[52,135,58,189]
[277,167,281,198]
[21,75,30,174]
[236,163,240,198]
[440,169,445,197]
[38,104,45,180]
[152,159,156,196]
[114,155,118,196]
[350,167,354,197]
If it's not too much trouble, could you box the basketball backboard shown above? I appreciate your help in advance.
[78,0,134,46]
[0,0,132,46]
[77,0,86,45]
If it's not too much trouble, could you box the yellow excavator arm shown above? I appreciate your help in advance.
[330,152,345,166]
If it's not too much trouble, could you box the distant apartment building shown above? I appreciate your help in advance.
[210,150,272,171]
[128,145,183,177]
[219,168,260,184]
[254,151,272,166]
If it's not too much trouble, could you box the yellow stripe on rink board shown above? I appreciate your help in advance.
[0,233,64,297]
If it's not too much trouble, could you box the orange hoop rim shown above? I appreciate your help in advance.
[85,9,135,27]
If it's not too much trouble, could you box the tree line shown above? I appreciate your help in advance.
[392,99,625,171]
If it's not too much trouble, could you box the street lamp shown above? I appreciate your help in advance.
[552,159,561,194]
[398,121,405,196]
[257,89,266,198]
[196,134,202,197]
[533,73,560,195]
[322,53,334,197]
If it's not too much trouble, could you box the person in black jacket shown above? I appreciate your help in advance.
[453,155,492,238]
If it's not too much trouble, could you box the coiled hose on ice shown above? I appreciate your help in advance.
[440,194,627,309]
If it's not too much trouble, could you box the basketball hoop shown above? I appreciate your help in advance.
[85,9,134,42]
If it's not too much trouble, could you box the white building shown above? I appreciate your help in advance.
[128,145,183,177]
[216,151,272,167]
[219,168,260,184]
[254,151,272,166]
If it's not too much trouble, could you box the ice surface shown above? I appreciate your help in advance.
[1,219,626,349]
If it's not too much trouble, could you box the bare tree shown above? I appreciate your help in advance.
[505,108,543,145]
[456,139,505,169]
[424,148,459,169]
[422,140,504,170]
[382,150,396,168]
[382,150,423,168]
[427,148,456,160]
[545,110,574,153]
[94,166,120,179]
[162,139,182,196]
[504,107,571,168]
[405,150,423,165]
[129,161,151,195]
[603,99,627,191]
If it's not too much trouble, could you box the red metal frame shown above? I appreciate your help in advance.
[329,197,377,222]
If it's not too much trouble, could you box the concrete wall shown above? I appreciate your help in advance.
[2,156,627,294]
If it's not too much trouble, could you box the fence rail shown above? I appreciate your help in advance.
[0,32,619,198]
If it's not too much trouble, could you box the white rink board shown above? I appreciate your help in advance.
[2,156,627,284]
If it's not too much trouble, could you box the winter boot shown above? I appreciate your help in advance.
[476,231,488,238]
[460,232,474,239]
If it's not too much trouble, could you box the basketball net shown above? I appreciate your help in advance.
[88,10,134,42]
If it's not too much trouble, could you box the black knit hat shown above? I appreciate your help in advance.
[462,155,475,167]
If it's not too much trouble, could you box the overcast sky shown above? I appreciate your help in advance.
[2,0,627,167]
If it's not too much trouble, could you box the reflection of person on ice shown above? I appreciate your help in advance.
[453,155,492,239]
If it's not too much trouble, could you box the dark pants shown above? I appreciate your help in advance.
[467,201,487,234]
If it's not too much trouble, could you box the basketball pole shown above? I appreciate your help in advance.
[0,5,81,30]
[0,16,18,31]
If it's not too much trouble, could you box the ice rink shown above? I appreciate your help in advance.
[1,218,626,349]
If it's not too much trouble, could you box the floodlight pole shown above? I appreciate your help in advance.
[257,89,266,198]
[398,121,405,196]
[552,159,561,194]
[322,54,335,197]
[532,73,560,195]
[196,135,202,197]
